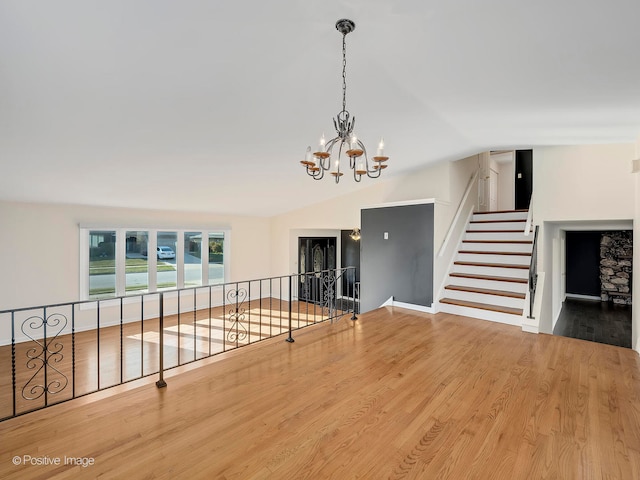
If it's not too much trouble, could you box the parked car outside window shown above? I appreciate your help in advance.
[157,246,176,259]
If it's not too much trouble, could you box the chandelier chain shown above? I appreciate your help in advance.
[342,33,347,114]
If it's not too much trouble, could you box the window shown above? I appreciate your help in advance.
[81,228,228,299]
[184,232,202,287]
[157,231,177,291]
[125,230,149,295]
[208,233,224,285]
[88,230,116,298]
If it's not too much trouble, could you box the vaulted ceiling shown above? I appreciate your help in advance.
[1,0,639,216]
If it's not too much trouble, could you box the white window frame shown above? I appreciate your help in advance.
[80,226,230,300]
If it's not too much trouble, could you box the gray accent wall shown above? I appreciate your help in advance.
[360,203,434,312]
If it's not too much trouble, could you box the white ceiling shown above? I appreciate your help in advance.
[1,0,639,216]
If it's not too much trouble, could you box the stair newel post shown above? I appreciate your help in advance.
[286,275,295,343]
[156,292,167,388]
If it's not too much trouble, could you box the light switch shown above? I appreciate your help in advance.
[384,232,389,240]
[517,172,522,179]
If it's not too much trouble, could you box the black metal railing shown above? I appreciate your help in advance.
[0,267,358,421]
[527,226,539,319]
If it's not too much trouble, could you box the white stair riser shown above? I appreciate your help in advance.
[453,264,529,278]
[438,302,522,326]
[447,276,528,294]
[461,242,533,253]
[456,253,531,265]
[472,212,528,222]
[443,289,525,309]
[465,231,530,241]
[468,221,526,231]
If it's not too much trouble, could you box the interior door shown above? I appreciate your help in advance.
[515,149,533,210]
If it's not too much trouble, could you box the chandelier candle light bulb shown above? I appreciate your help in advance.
[300,18,390,183]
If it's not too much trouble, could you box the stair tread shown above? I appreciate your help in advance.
[473,209,528,215]
[449,272,528,284]
[454,261,529,269]
[458,250,531,256]
[462,240,533,244]
[470,219,527,224]
[440,298,523,315]
[444,284,526,299]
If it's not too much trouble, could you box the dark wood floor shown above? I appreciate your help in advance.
[553,297,632,348]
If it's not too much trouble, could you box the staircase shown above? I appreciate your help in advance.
[439,209,532,325]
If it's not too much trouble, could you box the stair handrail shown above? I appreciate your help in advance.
[438,170,478,257]
[524,192,534,235]
[527,225,540,319]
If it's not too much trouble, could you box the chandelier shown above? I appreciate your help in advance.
[300,19,389,183]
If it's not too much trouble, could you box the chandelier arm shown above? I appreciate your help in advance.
[325,136,341,152]
[367,167,382,178]
[309,165,324,180]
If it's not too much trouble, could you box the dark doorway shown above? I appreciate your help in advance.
[515,149,533,210]
[557,230,633,348]
[340,230,360,300]
[565,231,601,298]
[298,237,336,304]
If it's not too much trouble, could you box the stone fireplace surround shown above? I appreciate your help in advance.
[600,231,633,305]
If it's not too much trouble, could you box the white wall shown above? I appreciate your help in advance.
[531,144,636,346]
[0,201,272,311]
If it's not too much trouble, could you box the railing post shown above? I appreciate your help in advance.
[286,275,294,343]
[351,267,358,321]
[156,292,167,388]
[527,225,539,320]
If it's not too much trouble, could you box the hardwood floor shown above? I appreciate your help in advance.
[554,297,633,348]
[1,307,639,479]
[0,299,338,419]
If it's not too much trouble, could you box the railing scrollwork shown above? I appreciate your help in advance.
[226,287,249,343]
[21,313,69,400]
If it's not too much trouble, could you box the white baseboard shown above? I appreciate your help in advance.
[392,300,435,314]
[380,297,435,314]
[565,293,602,301]
[380,296,395,307]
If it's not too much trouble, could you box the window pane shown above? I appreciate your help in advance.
[125,231,148,295]
[184,232,202,287]
[157,232,177,290]
[89,230,116,299]
[208,233,224,285]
